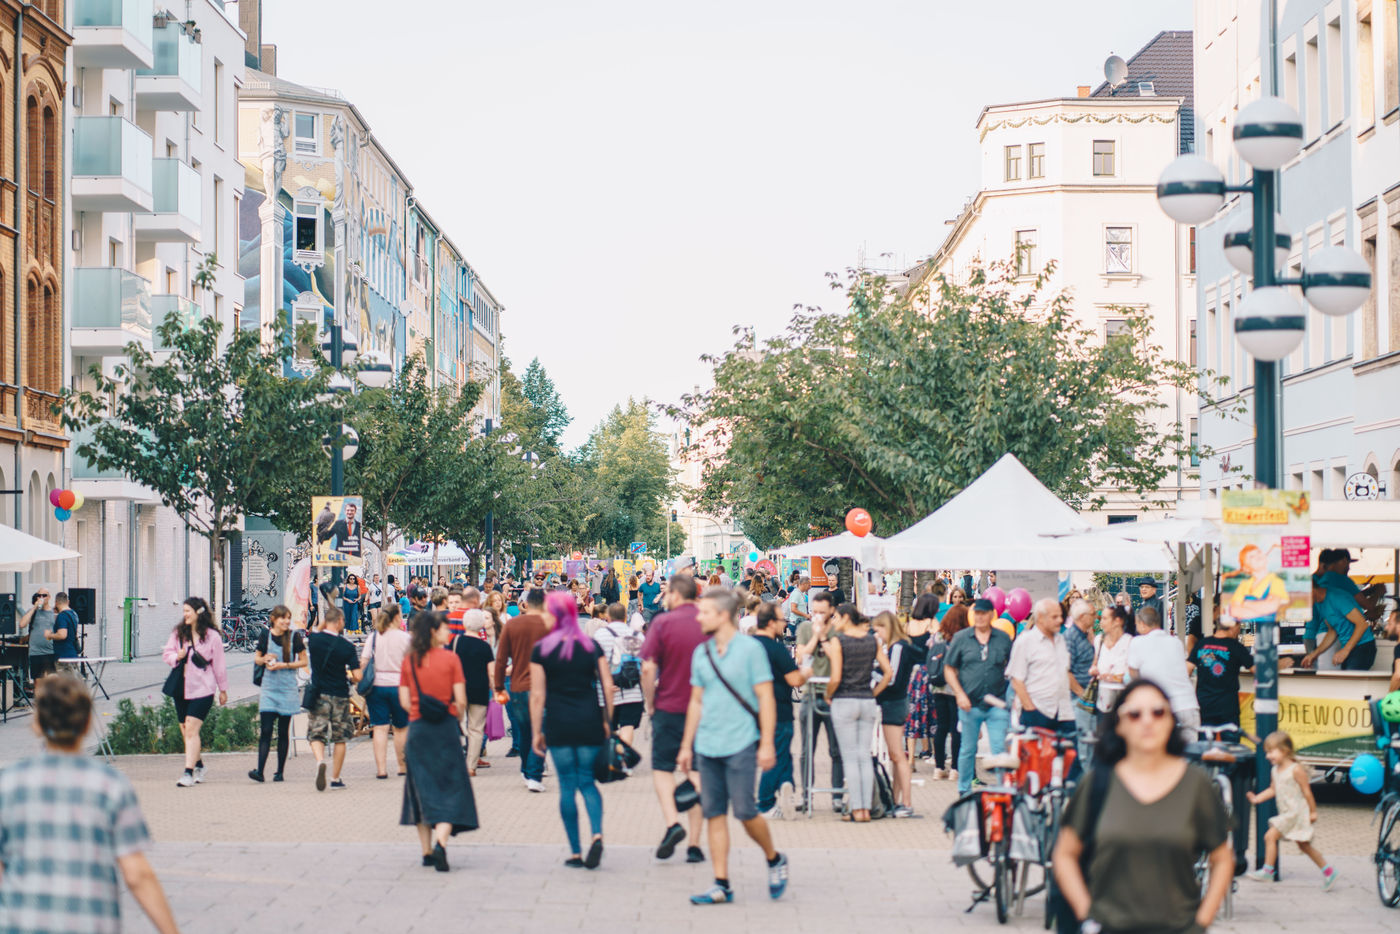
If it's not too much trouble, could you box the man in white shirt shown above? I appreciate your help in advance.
[716,566,732,589]
[1007,598,1076,734]
[784,577,811,636]
[1126,605,1200,738]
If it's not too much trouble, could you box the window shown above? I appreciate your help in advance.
[1092,140,1115,176]
[294,201,321,255]
[214,60,224,145]
[1104,319,1132,342]
[1305,33,1321,139]
[1359,10,1375,129]
[294,113,318,155]
[1014,229,1036,276]
[1027,142,1044,178]
[1004,144,1021,181]
[1362,232,1379,357]
[1189,417,1200,467]
[1326,18,1343,128]
[1383,0,1399,115]
[1188,226,1197,273]
[1104,227,1133,273]
[212,176,222,259]
[1189,318,1197,366]
[1389,216,1400,352]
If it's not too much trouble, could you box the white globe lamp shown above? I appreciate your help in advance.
[1234,287,1305,361]
[1232,97,1304,170]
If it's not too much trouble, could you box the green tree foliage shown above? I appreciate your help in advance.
[516,357,571,454]
[673,261,1205,550]
[579,399,685,558]
[62,315,335,608]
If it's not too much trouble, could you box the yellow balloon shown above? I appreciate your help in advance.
[71,491,85,510]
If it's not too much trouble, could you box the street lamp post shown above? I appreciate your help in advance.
[1156,97,1371,872]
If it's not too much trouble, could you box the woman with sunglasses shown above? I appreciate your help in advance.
[1053,679,1233,934]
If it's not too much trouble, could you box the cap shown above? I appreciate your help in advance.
[972,598,995,612]
[1137,577,1158,588]
[1327,548,1357,562]
[674,779,700,812]
[407,584,428,600]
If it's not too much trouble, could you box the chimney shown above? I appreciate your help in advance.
[1077,85,1091,98]
[239,0,261,69]
[260,44,278,76]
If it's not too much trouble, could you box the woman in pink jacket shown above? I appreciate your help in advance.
[162,597,228,787]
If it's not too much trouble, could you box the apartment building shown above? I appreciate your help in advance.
[64,0,244,656]
[1193,0,1400,500]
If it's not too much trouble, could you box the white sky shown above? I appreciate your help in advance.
[258,0,1191,448]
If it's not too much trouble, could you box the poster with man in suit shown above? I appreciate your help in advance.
[313,496,363,567]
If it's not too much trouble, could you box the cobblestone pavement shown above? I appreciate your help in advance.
[65,719,1397,932]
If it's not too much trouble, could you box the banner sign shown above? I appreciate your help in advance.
[312,496,363,568]
[1221,490,1311,626]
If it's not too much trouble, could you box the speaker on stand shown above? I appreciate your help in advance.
[68,588,96,656]
[0,592,15,637]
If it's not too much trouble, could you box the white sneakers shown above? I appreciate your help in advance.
[778,781,795,820]
[525,778,546,793]
[176,772,195,787]
[193,765,207,784]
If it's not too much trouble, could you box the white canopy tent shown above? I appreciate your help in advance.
[775,530,886,568]
[0,523,80,573]
[1064,498,1400,551]
[878,454,1172,572]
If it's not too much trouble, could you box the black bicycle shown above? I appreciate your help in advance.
[1374,720,1400,907]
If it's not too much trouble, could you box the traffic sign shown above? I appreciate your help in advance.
[629,542,647,555]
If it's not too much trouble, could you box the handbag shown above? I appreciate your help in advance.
[1078,635,1104,712]
[252,628,268,687]
[162,647,190,699]
[410,654,451,724]
[593,736,642,783]
[356,632,377,698]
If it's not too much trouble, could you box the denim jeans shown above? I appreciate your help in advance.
[507,690,544,781]
[956,703,1010,795]
[342,602,360,632]
[549,745,603,855]
[1073,703,1098,773]
[798,691,844,803]
[757,719,795,811]
[830,697,878,810]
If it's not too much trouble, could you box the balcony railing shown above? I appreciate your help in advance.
[152,294,201,350]
[73,0,155,70]
[135,22,202,112]
[71,267,152,351]
[72,117,154,213]
[134,159,200,242]
[70,421,129,480]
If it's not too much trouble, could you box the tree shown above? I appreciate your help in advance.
[515,357,571,454]
[62,315,335,609]
[673,261,1207,549]
[579,399,684,558]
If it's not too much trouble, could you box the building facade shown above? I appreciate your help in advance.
[0,1,70,603]
[62,0,244,657]
[912,31,1200,523]
[1193,1,1400,501]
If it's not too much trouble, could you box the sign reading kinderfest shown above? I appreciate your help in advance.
[1220,489,1311,627]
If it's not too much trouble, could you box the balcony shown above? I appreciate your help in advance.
[70,420,159,502]
[152,294,201,351]
[72,0,155,70]
[70,267,152,355]
[133,160,201,242]
[135,22,202,113]
[71,117,154,214]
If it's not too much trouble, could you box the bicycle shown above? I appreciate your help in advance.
[962,750,1028,923]
[1186,722,1250,920]
[1370,699,1400,907]
[1010,727,1079,929]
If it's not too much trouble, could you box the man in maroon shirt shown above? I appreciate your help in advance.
[641,574,707,862]
[493,587,548,792]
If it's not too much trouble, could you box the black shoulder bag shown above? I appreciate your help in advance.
[301,636,335,712]
[162,646,190,698]
[253,628,269,686]
[1052,766,1114,933]
[703,641,760,726]
[410,653,451,723]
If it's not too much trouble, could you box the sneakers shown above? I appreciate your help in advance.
[524,778,545,793]
[1322,866,1338,891]
[891,805,914,819]
[584,837,604,869]
[430,842,449,873]
[315,762,327,792]
[767,852,790,900]
[272,772,284,783]
[247,769,265,783]
[778,781,795,820]
[1246,867,1275,882]
[176,771,195,788]
[686,845,705,863]
[657,823,686,859]
[329,779,346,789]
[192,765,207,784]
[761,805,783,821]
[689,883,733,905]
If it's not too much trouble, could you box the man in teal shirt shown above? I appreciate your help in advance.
[678,586,788,906]
[639,570,663,623]
[1303,575,1378,671]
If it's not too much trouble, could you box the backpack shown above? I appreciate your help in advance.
[608,625,642,690]
[870,757,895,819]
[925,640,949,688]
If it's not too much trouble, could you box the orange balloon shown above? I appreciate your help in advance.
[57,489,76,510]
[845,508,873,537]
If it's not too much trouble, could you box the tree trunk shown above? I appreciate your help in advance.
[209,529,222,617]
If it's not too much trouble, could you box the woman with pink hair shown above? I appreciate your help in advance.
[529,591,617,868]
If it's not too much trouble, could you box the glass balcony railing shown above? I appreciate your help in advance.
[152,295,201,350]
[74,0,154,32]
[72,116,153,187]
[150,159,201,222]
[72,267,152,341]
[137,22,202,93]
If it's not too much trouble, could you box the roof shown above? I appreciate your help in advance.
[1091,30,1194,154]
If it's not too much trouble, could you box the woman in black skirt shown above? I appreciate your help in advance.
[398,610,478,871]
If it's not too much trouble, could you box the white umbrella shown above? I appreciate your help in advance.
[0,523,80,573]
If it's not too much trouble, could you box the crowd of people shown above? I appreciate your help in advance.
[2,558,1397,934]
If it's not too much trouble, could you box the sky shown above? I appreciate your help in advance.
[257,0,1192,449]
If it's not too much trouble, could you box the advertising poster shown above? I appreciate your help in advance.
[810,556,841,589]
[613,559,635,584]
[1220,490,1312,626]
[312,496,363,568]
[564,559,586,580]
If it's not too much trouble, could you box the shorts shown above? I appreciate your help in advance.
[612,701,644,730]
[879,697,909,726]
[367,685,408,729]
[308,695,354,744]
[651,709,687,773]
[174,694,214,723]
[697,742,759,821]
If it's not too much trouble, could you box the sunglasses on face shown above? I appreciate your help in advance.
[1121,706,1169,722]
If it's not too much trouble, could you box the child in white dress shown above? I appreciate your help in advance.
[1245,731,1337,889]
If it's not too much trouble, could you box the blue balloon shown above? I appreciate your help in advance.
[1349,753,1384,795]
[54,507,71,522]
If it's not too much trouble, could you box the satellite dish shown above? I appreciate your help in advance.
[1105,55,1129,88]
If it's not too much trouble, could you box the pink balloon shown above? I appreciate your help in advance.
[1007,588,1033,622]
[49,489,62,508]
[983,586,1006,617]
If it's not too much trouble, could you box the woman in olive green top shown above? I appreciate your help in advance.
[1052,679,1233,934]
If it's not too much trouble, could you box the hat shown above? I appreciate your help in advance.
[407,584,428,600]
[1325,548,1357,563]
[972,598,995,612]
[1137,577,1158,588]
[674,779,700,812]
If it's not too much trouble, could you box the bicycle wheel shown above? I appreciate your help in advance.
[1043,864,1058,930]
[993,837,1012,924]
[1379,797,1400,908]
